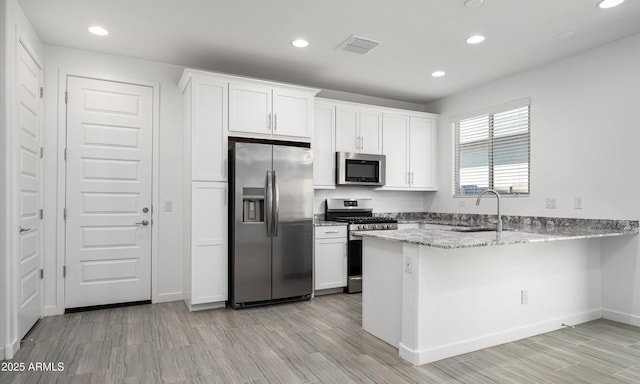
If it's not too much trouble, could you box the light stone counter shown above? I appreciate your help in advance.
[356,226,637,249]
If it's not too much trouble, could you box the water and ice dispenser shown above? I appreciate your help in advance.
[242,187,264,223]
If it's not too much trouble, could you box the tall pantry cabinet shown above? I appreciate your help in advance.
[180,70,229,311]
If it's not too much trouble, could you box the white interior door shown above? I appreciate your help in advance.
[65,76,153,309]
[16,42,43,339]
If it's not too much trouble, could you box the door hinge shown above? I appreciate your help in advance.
[40,147,44,158]
[64,91,68,104]
[40,87,43,99]
[63,266,66,278]
[63,208,67,220]
[39,209,43,220]
[40,269,44,279]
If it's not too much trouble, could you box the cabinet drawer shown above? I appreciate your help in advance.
[315,226,347,239]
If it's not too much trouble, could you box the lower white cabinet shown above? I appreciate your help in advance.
[184,181,228,310]
[314,226,348,291]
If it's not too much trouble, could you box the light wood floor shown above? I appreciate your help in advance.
[2,294,640,383]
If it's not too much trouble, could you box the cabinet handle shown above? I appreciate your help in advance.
[324,230,340,234]
[267,113,272,130]
[274,113,278,131]
[19,226,32,233]
[411,172,415,184]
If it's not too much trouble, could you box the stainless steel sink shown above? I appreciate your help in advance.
[450,227,509,233]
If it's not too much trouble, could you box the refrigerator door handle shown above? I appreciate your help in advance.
[266,170,273,237]
[273,170,280,237]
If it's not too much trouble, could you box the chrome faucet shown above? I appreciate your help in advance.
[476,189,503,242]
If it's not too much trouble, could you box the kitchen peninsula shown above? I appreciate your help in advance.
[357,217,638,366]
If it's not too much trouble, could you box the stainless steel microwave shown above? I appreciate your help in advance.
[336,152,386,186]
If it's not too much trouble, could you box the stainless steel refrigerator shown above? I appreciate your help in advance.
[229,141,313,308]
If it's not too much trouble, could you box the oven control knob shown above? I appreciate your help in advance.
[358,225,364,230]
[373,224,378,229]
[385,224,390,229]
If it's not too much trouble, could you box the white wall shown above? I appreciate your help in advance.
[314,187,428,215]
[425,33,640,327]
[41,46,186,313]
[317,88,425,112]
[425,33,640,221]
[1,0,44,360]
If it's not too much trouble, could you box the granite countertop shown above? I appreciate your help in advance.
[356,225,638,249]
[314,220,348,227]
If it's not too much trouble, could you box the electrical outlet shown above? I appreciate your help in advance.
[545,197,557,209]
[164,200,173,212]
[521,289,529,305]
[574,196,583,210]
[404,255,413,274]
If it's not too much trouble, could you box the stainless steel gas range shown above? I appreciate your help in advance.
[324,198,398,293]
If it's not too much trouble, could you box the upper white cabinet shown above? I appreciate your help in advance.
[229,82,319,142]
[335,103,383,154]
[182,75,228,182]
[382,113,438,191]
[313,101,336,189]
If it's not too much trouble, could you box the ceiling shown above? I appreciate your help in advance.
[17,0,640,105]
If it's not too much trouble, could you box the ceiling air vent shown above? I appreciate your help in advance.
[337,35,381,54]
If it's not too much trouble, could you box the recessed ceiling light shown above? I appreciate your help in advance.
[556,31,575,40]
[596,0,624,9]
[88,26,109,36]
[466,35,486,44]
[464,0,484,8]
[432,71,446,78]
[291,39,309,48]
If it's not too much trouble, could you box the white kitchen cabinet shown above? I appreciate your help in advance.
[229,82,319,141]
[179,69,229,310]
[189,182,228,306]
[183,75,228,182]
[314,226,348,291]
[335,103,383,154]
[382,112,438,191]
[313,101,336,188]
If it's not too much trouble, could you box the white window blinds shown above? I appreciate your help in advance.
[453,100,530,197]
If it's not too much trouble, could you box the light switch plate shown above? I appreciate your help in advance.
[574,196,583,209]
[164,200,173,212]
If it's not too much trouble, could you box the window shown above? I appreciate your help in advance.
[453,99,530,197]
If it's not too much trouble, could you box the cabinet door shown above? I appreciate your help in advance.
[360,108,383,154]
[383,113,410,188]
[410,117,437,189]
[313,102,336,188]
[314,238,347,290]
[273,89,313,139]
[192,182,228,304]
[192,79,227,181]
[335,104,359,153]
[229,83,272,135]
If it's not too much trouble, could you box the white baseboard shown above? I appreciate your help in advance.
[399,309,602,366]
[602,309,640,327]
[155,292,183,303]
[187,301,226,312]
[43,305,61,317]
[3,339,20,360]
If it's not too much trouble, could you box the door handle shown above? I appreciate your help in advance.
[273,170,280,237]
[19,226,32,233]
[136,220,149,226]
[266,170,273,237]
